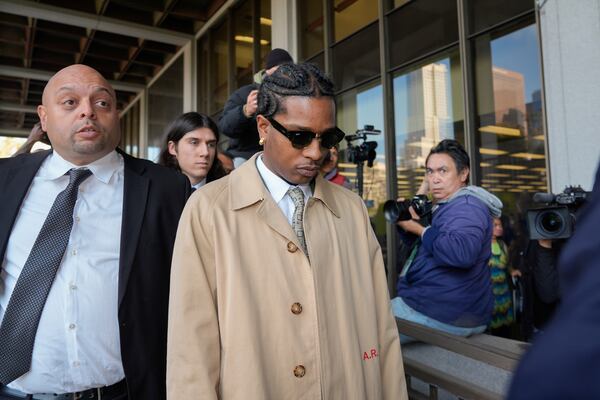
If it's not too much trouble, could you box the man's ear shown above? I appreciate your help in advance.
[37,105,47,132]
[256,114,269,139]
[460,167,470,184]
[167,141,178,156]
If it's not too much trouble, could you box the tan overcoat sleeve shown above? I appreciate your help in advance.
[364,204,409,400]
[167,195,220,399]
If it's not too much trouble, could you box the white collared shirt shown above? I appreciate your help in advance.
[256,155,312,224]
[192,178,207,190]
[0,150,125,393]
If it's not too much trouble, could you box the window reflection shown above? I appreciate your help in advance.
[474,24,547,205]
[336,81,387,242]
[333,0,378,42]
[148,56,183,162]
[120,101,140,157]
[211,22,228,114]
[299,0,324,60]
[393,51,464,198]
[332,22,379,91]
[260,0,272,65]
[234,0,254,88]
[387,0,458,69]
[467,0,534,35]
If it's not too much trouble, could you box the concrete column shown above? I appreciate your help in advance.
[539,0,600,191]
[271,0,298,61]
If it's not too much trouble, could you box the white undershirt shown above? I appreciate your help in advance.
[0,150,125,394]
[256,155,312,224]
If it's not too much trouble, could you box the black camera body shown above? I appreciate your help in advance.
[383,194,433,223]
[347,141,377,166]
[345,125,380,168]
[527,186,589,240]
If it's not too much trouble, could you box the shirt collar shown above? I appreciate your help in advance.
[192,178,207,190]
[256,155,312,203]
[41,150,122,184]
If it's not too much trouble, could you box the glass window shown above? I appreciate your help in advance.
[467,0,534,35]
[473,23,547,217]
[336,81,387,243]
[120,101,140,157]
[234,0,254,88]
[211,21,229,114]
[299,0,324,60]
[388,0,458,69]
[306,51,325,71]
[147,56,183,162]
[260,0,272,65]
[332,22,379,91]
[197,37,209,113]
[333,0,378,42]
[393,49,465,198]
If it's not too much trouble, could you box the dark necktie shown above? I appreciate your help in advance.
[0,168,92,384]
[287,187,308,257]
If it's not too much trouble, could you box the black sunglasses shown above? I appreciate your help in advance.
[267,117,345,149]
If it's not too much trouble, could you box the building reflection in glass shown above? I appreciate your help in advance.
[475,23,547,231]
[393,51,465,198]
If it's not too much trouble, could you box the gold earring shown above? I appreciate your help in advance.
[259,137,265,146]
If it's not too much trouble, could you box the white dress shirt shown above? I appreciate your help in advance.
[256,155,312,224]
[0,150,125,393]
[192,178,207,190]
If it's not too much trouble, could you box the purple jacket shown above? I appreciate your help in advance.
[397,194,495,327]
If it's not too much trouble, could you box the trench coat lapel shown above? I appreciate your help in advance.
[230,153,300,247]
[118,151,149,307]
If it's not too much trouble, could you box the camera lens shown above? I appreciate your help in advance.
[383,199,412,223]
[539,211,564,234]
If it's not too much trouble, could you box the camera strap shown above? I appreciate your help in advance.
[400,239,420,277]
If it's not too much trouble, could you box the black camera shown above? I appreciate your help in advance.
[383,194,433,223]
[345,125,379,168]
[526,186,589,240]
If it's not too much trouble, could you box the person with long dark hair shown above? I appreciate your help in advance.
[159,112,227,189]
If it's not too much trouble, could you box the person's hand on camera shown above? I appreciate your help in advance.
[396,205,425,236]
[243,90,258,118]
[538,239,553,249]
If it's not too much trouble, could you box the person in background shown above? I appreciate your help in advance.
[392,139,502,342]
[12,122,51,156]
[217,150,235,174]
[508,163,600,400]
[488,217,514,338]
[159,112,227,190]
[320,145,352,189]
[167,62,407,399]
[218,48,293,168]
[0,64,190,399]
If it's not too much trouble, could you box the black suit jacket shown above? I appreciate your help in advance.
[0,149,191,399]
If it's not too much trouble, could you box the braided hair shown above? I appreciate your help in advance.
[257,62,335,118]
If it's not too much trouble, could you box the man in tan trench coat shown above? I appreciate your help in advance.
[167,63,407,399]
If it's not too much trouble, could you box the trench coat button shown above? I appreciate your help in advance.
[291,302,303,315]
[287,242,298,253]
[294,365,306,378]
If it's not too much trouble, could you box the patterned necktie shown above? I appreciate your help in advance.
[287,187,308,256]
[0,168,92,384]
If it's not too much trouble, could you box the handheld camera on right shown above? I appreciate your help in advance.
[527,186,589,240]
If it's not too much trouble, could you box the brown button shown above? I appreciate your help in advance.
[291,302,303,315]
[294,365,306,378]
[287,242,298,253]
